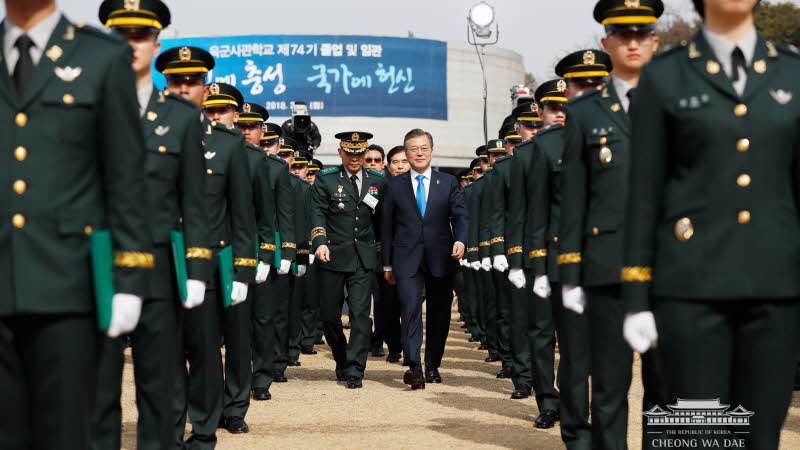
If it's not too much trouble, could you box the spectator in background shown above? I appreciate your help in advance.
[386,145,410,178]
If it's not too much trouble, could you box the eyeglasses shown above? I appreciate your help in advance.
[365,157,383,163]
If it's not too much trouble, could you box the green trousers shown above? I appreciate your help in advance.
[91,299,178,450]
[479,269,499,356]
[529,280,559,414]
[508,274,533,390]
[300,263,321,349]
[222,295,252,419]
[251,270,287,390]
[288,274,305,362]
[0,314,97,450]
[318,266,373,379]
[273,274,295,374]
[173,284,224,450]
[492,270,512,370]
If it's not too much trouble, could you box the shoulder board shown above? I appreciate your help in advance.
[267,153,287,164]
[245,142,262,152]
[74,22,125,43]
[775,42,800,58]
[514,139,534,150]
[164,91,199,110]
[320,166,340,176]
[537,123,564,137]
[211,121,237,135]
[658,40,689,58]
[568,87,600,105]
[494,155,513,164]
[366,168,385,178]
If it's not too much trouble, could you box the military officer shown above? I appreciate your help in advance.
[459,159,483,345]
[287,150,312,366]
[301,157,325,352]
[622,0,800,447]
[0,1,152,448]
[251,121,296,398]
[557,1,664,447]
[311,131,386,389]
[155,47,256,448]
[92,2,212,449]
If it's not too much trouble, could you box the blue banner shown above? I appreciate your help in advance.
[157,35,448,120]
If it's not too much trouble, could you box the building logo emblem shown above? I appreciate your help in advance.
[644,398,753,426]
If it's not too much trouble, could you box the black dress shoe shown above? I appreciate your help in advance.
[335,369,346,382]
[425,369,443,383]
[288,359,301,367]
[402,357,410,367]
[226,416,249,434]
[274,372,288,382]
[371,348,386,357]
[386,353,402,364]
[534,410,559,429]
[468,336,479,342]
[478,343,488,350]
[252,388,271,401]
[496,368,511,379]
[217,416,228,429]
[301,347,318,355]
[511,386,531,399]
[460,323,468,328]
[403,370,426,390]
[484,354,500,363]
[345,377,363,389]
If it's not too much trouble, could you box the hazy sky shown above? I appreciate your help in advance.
[6,0,800,82]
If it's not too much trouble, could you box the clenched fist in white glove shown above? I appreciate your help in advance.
[231,281,248,306]
[481,257,492,272]
[623,311,659,354]
[533,275,551,299]
[296,264,307,277]
[255,262,271,284]
[107,293,143,338]
[277,259,292,275]
[183,279,206,309]
[562,284,587,315]
[470,261,482,271]
[493,255,509,272]
[507,267,526,289]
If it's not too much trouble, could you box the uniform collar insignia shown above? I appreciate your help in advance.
[155,125,170,136]
[688,41,701,59]
[54,66,81,82]
[46,45,63,62]
[766,41,778,58]
[63,25,75,41]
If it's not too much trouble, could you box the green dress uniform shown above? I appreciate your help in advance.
[0,15,152,450]
[300,159,323,351]
[463,172,487,345]
[251,146,296,392]
[311,135,385,385]
[287,168,312,364]
[623,31,800,449]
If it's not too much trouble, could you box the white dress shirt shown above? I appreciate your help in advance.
[410,166,432,204]
[344,167,363,195]
[703,26,757,96]
[137,83,154,118]
[612,76,634,113]
[4,9,62,74]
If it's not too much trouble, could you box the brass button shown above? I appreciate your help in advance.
[734,104,748,117]
[598,147,613,164]
[84,225,93,235]
[158,145,167,153]
[13,179,26,194]
[14,146,27,161]
[553,236,559,243]
[674,217,694,242]
[355,216,360,221]
[220,240,226,246]
[738,210,751,224]
[737,174,751,187]
[592,227,599,235]
[354,227,359,232]
[62,93,74,104]
[737,139,750,152]
[206,169,213,174]
[15,112,27,127]
[179,217,183,223]
[599,137,608,145]
[12,213,25,228]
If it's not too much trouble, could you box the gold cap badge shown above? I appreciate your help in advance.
[624,0,640,8]
[209,83,220,95]
[243,103,251,113]
[351,132,360,141]
[179,47,191,62]
[530,102,539,113]
[124,0,141,10]
[583,51,595,66]
[279,137,285,145]
[557,80,567,92]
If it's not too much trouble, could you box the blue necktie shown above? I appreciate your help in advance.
[416,174,426,217]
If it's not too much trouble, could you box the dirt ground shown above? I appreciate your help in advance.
[119,305,800,449]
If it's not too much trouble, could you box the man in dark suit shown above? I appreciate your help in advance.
[382,129,469,389]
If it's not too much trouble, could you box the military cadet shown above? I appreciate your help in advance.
[460,158,484,347]
[480,139,513,378]
[500,122,522,153]
[300,157,326,352]
[0,2,152,448]
[310,131,386,389]
[155,47,256,448]
[251,121,296,399]
[557,1,664,448]
[92,2,212,449]
[622,0,800,447]
[287,150,312,366]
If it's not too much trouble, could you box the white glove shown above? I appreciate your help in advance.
[296,264,307,277]
[480,257,491,272]
[562,284,587,315]
[507,267,526,289]
[255,262,271,284]
[277,259,292,275]
[532,275,551,299]
[623,311,659,354]
[183,279,206,309]
[492,254,509,272]
[459,259,467,267]
[470,261,482,271]
[231,281,248,306]
[106,293,143,338]
[309,254,315,265]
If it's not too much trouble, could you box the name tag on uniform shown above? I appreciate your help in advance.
[362,194,379,210]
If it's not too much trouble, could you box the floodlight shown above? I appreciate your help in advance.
[468,2,495,38]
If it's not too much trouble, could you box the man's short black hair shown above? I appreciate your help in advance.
[366,144,385,158]
[403,128,434,148]
[387,145,405,162]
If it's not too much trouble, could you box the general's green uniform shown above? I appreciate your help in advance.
[311,139,385,384]
[0,15,152,450]
[624,31,800,450]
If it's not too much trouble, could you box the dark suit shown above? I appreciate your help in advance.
[381,169,468,371]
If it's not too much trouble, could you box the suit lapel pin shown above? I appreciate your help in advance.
[754,60,767,74]
[436,179,440,185]
[155,125,170,136]
[54,66,81,82]
[770,89,793,105]
[146,111,157,121]
[46,45,63,62]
